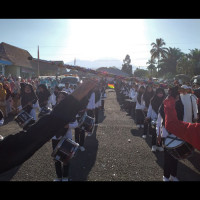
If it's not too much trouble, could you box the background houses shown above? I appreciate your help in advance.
[0,42,64,78]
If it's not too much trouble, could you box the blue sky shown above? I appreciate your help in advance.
[1,19,200,69]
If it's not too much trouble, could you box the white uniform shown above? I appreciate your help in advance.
[48,93,57,108]
[52,118,78,140]
[87,92,95,110]
[180,93,198,123]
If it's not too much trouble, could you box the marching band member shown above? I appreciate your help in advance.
[101,85,106,110]
[164,87,200,151]
[62,82,71,93]
[51,91,78,181]
[157,87,184,181]
[132,85,145,128]
[20,83,39,121]
[48,86,60,109]
[94,85,101,125]
[145,87,165,152]
[0,79,96,175]
[0,83,7,118]
[142,84,155,138]
[0,109,4,126]
[179,85,198,123]
[36,84,51,110]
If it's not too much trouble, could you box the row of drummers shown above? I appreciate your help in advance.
[116,82,196,181]
[14,82,107,181]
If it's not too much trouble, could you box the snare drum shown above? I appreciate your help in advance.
[78,112,95,133]
[51,137,79,163]
[14,110,34,128]
[164,134,194,160]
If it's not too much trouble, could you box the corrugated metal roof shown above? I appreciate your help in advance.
[0,42,33,68]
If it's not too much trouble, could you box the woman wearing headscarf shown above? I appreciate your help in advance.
[157,86,184,181]
[20,83,38,121]
[0,83,7,118]
[36,84,51,109]
[142,84,155,138]
[146,87,166,152]
[11,79,21,115]
[132,85,145,128]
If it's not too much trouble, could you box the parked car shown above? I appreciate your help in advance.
[58,76,80,88]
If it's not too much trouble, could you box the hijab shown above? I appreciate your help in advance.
[143,85,155,108]
[20,83,38,108]
[151,87,166,114]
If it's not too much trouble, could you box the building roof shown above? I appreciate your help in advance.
[0,42,33,68]
[30,58,58,72]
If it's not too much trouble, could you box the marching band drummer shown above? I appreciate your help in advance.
[157,86,184,181]
[145,87,165,151]
[94,85,101,125]
[100,84,106,111]
[51,91,79,181]
[20,83,39,122]
[48,86,60,109]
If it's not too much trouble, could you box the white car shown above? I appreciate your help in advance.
[58,76,80,88]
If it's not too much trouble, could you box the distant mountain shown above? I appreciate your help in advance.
[96,67,131,77]
[65,58,123,69]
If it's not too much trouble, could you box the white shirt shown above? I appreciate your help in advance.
[146,104,158,120]
[87,92,95,110]
[180,93,198,123]
[129,88,136,99]
[52,119,78,140]
[62,88,73,94]
[48,93,57,108]
[156,113,169,138]
[132,93,145,110]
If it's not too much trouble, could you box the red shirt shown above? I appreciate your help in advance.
[164,96,200,151]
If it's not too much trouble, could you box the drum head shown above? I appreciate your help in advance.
[164,134,184,148]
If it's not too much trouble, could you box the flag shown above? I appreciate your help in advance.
[74,58,76,66]
[108,84,115,89]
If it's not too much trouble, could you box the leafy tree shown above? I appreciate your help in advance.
[159,47,184,75]
[122,54,132,75]
[133,68,148,78]
[176,54,193,76]
[187,48,200,75]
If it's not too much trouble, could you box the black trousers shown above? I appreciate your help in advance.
[75,128,85,146]
[101,100,105,110]
[95,108,99,123]
[135,109,144,125]
[52,139,70,178]
[164,147,178,178]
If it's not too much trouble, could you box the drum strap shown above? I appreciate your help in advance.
[165,135,182,146]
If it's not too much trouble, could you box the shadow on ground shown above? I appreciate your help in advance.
[69,125,99,181]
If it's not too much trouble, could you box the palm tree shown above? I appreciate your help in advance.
[146,58,156,76]
[159,47,184,75]
[150,38,169,72]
